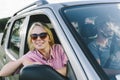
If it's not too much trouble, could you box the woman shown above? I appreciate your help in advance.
[0,22,68,77]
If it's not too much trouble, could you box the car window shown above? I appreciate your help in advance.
[23,14,76,79]
[1,22,10,45]
[8,18,25,57]
[62,3,120,80]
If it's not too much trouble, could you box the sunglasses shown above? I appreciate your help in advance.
[30,32,48,40]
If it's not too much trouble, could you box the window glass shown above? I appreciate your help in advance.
[8,18,25,56]
[63,3,120,80]
[1,22,10,45]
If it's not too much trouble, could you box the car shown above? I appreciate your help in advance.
[1,0,120,80]
[0,33,3,43]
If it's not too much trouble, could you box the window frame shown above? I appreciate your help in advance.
[7,18,25,58]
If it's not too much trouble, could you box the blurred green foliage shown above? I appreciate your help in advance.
[0,17,10,32]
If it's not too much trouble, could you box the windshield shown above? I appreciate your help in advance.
[63,3,120,80]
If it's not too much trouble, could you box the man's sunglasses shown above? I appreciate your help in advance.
[30,32,48,40]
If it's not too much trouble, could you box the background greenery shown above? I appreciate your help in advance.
[0,17,10,32]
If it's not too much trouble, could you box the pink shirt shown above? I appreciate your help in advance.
[23,44,68,69]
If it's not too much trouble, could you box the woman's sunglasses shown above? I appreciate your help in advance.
[30,32,48,40]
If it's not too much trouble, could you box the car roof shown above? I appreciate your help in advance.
[62,0,120,5]
[11,0,120,17]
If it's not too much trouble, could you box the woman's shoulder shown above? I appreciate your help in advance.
[24,50,36,57]
[26,50,36,54]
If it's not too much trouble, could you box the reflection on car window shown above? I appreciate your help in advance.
[88,17,114,67]
[9,18,25,57]
[63,3,120,80]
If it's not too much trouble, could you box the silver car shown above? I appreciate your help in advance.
[1,0,120,80]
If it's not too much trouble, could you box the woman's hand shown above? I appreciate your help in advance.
[56,66,67,76]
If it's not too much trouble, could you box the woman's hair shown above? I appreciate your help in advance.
[27,22,54,50]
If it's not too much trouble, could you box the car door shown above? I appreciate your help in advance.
[2,17,28,80]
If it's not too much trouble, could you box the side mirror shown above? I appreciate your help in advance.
[19,64,68,80]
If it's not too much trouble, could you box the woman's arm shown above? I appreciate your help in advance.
[0,58,23,77]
